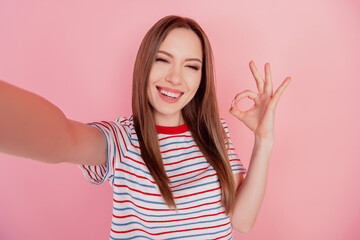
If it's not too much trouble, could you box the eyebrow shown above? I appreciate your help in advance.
[157,50,202,64]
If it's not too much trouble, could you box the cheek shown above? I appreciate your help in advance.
[149,64,167,83]
[148,67,156,85]
[188,74,202,93]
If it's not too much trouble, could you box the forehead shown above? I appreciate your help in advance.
[159,28,203,60]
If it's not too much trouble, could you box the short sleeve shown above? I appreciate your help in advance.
[221,119,247,175]
[78,118,131,186]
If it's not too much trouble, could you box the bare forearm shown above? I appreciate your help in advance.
[231,136,273,233]
[0,80,72,163]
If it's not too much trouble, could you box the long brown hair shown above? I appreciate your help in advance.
[132,15,235,215]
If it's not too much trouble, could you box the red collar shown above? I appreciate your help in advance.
[156,123,189,134]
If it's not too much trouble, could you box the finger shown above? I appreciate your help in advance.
[230,106,246,120]
[249,60,264,93]
[232,90,258,107]
[271,77,291,109]
[230,90,258,120]
[264,63,273,96]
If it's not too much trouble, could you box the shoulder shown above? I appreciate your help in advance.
[114,116,138,144]
[220,117,230,132]
[111,116,135,138]
[220,117,227,126]
[89,116,134,141]
[114,116,134,130]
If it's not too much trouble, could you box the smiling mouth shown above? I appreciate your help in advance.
[156,87,184,99]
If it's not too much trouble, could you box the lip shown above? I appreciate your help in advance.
[156,86,184,94]
[156,86,184,104]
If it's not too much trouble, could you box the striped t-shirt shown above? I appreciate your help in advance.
[79,116,246,240]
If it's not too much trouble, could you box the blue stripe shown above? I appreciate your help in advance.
[86,123,110,185]
[114,176,156,189]
[127,148,201,161]
[162,150,201,160]
[173,180,218,192]
[113,191,221,206]
[109,225,232,240]
[99,165,104,176]
[171,168,215,184]
[128,149,141,157]
[168,225,232,240]
[112,217,228,229]
[113,205,222,218]
[88,165,100,182]
[166,160,208,173]
[129,139,195,148]
[121,160,152,176]
[111,175,115,187]
[113,192,165,205]
[232,168,246,173]
[112,125,126,159]
[231,163,245,169]
[160,139,194,148]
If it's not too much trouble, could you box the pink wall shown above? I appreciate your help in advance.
[1,0,359,239]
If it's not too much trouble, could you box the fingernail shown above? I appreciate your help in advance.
[231,99,235,108]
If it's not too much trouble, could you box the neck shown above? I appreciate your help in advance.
[154,112,184,126]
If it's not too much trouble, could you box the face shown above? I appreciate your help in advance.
[147,28,203,126]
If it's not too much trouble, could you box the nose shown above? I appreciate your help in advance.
[165,66,182,85]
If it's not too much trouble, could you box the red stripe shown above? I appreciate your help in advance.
[107,122,126,162]
[164,155,202,166]
[158,134,192,141]
[161,145,197,154]
[119,118,127,124]
[111,221,230,235]
[119,124,130,150]
[94,165,100,178]
[96,122,123,163]
[81,165,100,183]
[114,184,161,197]
[95,121,110,130]
[113,199,221,211]
[125,155,146,166]
[113,184,219,199]
[124,153,204,167]
[94,121,110,130]
[229,158,241,162]
[112,210,225,223]
[171,173,217,189]
[101,164,106,173]
[168,166,209,179]
[175,187,220,199]
[214,228,233,239]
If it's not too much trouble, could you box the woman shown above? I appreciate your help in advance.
[0,15,290,239]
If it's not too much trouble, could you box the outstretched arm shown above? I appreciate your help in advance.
[229,61,291,233]
[0,80,106,165]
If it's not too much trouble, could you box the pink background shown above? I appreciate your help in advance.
[1,0,359,239]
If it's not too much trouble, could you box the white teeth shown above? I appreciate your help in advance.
[159,89,181,98]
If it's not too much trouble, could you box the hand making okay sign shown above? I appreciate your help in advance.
[230,61,291,139]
